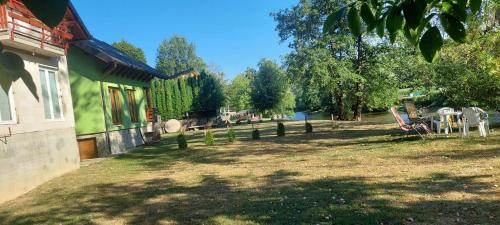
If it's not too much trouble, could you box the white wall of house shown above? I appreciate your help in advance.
[0,49,80,204]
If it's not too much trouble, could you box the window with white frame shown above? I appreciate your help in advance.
[0,80,16,123]
[39,68,63,120]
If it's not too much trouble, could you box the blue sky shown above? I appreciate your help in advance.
[72,0,297,80]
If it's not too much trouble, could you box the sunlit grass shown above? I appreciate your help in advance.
[0,120,498,225]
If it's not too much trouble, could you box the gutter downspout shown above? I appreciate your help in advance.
[100,62,117,154]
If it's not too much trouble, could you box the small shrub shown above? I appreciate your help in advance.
[305,122,313,133]
[332,123,340,130]
[228,128,236,143]
[177,133,188,150]
[205,130,215,146]
[252,129,260,140]
[277,122,285,136]
[247,119,252,124]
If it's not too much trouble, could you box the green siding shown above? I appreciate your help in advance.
[68,47,150,136]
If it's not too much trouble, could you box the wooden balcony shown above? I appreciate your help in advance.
[0,0,73,56]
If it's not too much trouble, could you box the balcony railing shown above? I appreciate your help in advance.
[0,0,73,53]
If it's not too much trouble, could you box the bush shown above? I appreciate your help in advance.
[228,128,236,143]
[177,133,188,150]
[332,123,340,130]
[205,130,215,146]
[252,129,260,140]
[277,122,285,136]
[305,122,313,133]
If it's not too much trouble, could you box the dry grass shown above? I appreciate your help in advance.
[0,120,499,225]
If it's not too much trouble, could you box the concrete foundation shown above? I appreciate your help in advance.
[0,127,80,204]
[77,127,145,157]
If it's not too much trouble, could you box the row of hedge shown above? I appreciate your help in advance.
[151,72,226,120]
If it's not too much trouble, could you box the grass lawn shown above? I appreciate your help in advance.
[0,120,499,225]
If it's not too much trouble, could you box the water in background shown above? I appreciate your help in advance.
[293,111,396,124]
[293,110,500,127]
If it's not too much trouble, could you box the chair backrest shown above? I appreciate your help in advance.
[403,99,419,121]
[462,107,486,126]
[390,107,410,131]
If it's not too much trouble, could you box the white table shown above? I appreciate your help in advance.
[423,111,463,136]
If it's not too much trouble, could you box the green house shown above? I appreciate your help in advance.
[68,38,168,158]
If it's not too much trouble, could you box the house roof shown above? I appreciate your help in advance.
[66,2,92,40]
[71,38,169,81]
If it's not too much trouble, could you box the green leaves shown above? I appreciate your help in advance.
[22,0,69,28]
[386,6,403,43]
[419,26,443,62]
[441,0,467,21]
[376,18,385,38]
[347,6,362,37]
[320,0,484,63]
[440,13,466,43]
[402,0,427,29]
[469,0,482,14]
[323,7,346,33]
[360,3,376,31]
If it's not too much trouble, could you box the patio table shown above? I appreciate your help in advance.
[422,111,463,136]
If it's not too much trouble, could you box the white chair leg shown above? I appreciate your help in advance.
[478,121,485,137]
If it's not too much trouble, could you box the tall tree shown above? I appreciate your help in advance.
[285,44,357,119]
[227,69,253,111]
[112,40,147,63]
[155,35,206,75]
[251,59,289,114]
[274,0,359,120]
[197,71,226,112]
[324,0,488,62]
[164,80,174,119]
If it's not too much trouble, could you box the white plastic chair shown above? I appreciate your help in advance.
[461,107,490,137]
[433,107,454,135]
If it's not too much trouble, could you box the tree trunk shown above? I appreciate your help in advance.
[335,93,346,120]
[353,83,364,121]
[353,35,364,121]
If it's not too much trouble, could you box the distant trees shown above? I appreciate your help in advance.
[151,73,226,120]
[432,31,499,109]
[197,71,226,112]
[227,69,253,111]
[274,0,491,120]
[156,35,206,75]
[112,40,147,63]
[323,0,488,62]
[225,60,296,116]
[151,35,225,120]
[250,59,294,115]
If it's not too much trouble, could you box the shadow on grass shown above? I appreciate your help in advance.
[396,147,500,161]
[0,170,497,225]
[114,122,438,171]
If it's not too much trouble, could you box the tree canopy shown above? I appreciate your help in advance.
[155,35,206,76]
[250,59,290,113]
[323,0,488,62]
[112,40,147,64]
[227,69,253,112]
